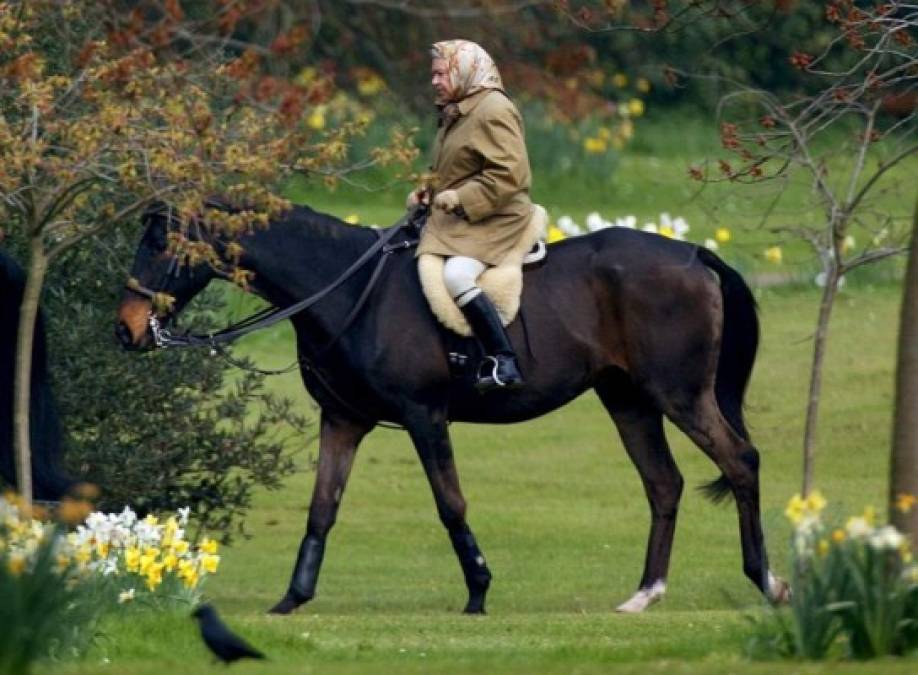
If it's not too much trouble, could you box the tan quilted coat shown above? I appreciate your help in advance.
[416,89,534,266]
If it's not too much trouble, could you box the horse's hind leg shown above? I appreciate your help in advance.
[404,404,492,614]
[595,373,684,613]
[269,412,371,614]
[656,387,788,603]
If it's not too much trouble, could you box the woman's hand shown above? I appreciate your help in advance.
[406,188,430,209]
[433,189,460,212]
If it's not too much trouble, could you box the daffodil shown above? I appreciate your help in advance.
[636,77,651,93]
[307,107,326,131]
[200,554,220,574]
[895,493,916,513]
[7,552,26,576]
[715,227,731,244]
[612,73,628,88]
[198,537,218,555]
[583,136,607,154]
[764,246,783,264]
[547,225,566,243]
[627,99,645,117]
[125,546,141,572]
[118,588,135,604]
[344,214,359,224]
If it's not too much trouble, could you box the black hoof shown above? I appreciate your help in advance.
[267,593,303,615]
[463,596,487,614]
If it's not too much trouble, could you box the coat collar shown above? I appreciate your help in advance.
[455,88,495,115]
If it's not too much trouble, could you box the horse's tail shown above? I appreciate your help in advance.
[696,247,760,504]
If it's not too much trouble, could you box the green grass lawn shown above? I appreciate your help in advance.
[46,278,911,674]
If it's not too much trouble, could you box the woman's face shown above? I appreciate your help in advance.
[431,58,454,104]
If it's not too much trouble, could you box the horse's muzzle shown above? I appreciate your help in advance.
[116,296,154,350]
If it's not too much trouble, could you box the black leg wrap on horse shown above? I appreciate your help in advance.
[459,294,523,391]
[449,526,492,613]
[289,535,326,602]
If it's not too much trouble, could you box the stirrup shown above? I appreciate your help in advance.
[475,355,523,392]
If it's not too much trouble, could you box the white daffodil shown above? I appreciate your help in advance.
[118,588,136,604]
[615,215,637,229]
[846,516,873,540]
[868,525,905,552]
[704,238,719,250]
[556,215,582,237]
[586,212,612,232]
[672,217,690,238]
[642,223,658,234]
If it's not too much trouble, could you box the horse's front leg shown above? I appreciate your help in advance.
[405,405,492,614]
[269,412,371,615]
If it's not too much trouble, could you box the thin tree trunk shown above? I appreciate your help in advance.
[890,199,918,546]
[802,264,840,496]
[13,235,48,509]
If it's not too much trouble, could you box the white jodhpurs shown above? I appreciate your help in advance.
[443,256,488,307]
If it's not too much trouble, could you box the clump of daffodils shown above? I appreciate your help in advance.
[62,505,220,605]
[760,491,918,659]
[550,211,694,243]
[1,491,56,578]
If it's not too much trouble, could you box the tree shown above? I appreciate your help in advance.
[0,0,414,507]
[688,0,916,494]
[890,198,918,546]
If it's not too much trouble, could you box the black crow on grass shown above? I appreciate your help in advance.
[192,604,265,664]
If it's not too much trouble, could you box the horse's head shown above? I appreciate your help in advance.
[115,207,218,350]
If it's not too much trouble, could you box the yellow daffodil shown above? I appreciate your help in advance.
[715,227,732,244]
[817,539,830,557]
[764,246,783,264]
[201,554,220,574]
[627,99,645,117]
[636,77,651,93]
[784,494,806,524]
[895,493,917,513]
[344,214,359,224]
[659,226,675,239]
[198,537,218,555]
[805,490,827,514]
[143,514,158,527]
[171,539,190,556]
[612,73,628,88]
[96,541,110,559]
[125,546,142,572]
[583,137,607,154]
[140,548,160,574]
[74,545,92,567]
[831,528,846,543]
[163,552,179,572]
[7,552,26,576]
[307,107,326,131]
[547,225,566,243]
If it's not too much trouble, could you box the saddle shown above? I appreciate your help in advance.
[418,204,548,337]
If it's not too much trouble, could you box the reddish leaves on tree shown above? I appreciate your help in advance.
[790,51,813,69]
[759,115,777,128]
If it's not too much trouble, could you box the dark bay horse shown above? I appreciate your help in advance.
[116,204,789,614]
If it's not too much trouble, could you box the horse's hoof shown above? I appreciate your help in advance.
[463,596,487,614]
[767,574,792,605]
[615,581,666,614]
[267,594,301,615]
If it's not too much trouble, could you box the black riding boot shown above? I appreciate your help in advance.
[460,293,524,392]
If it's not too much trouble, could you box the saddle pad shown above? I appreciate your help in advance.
[418,204,548,337]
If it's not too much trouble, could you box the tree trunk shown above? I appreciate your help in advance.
[802,263,840,496]
[13,235,48,509]
[890,199,918,546]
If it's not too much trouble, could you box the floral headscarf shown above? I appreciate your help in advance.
[431,40,504,103]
